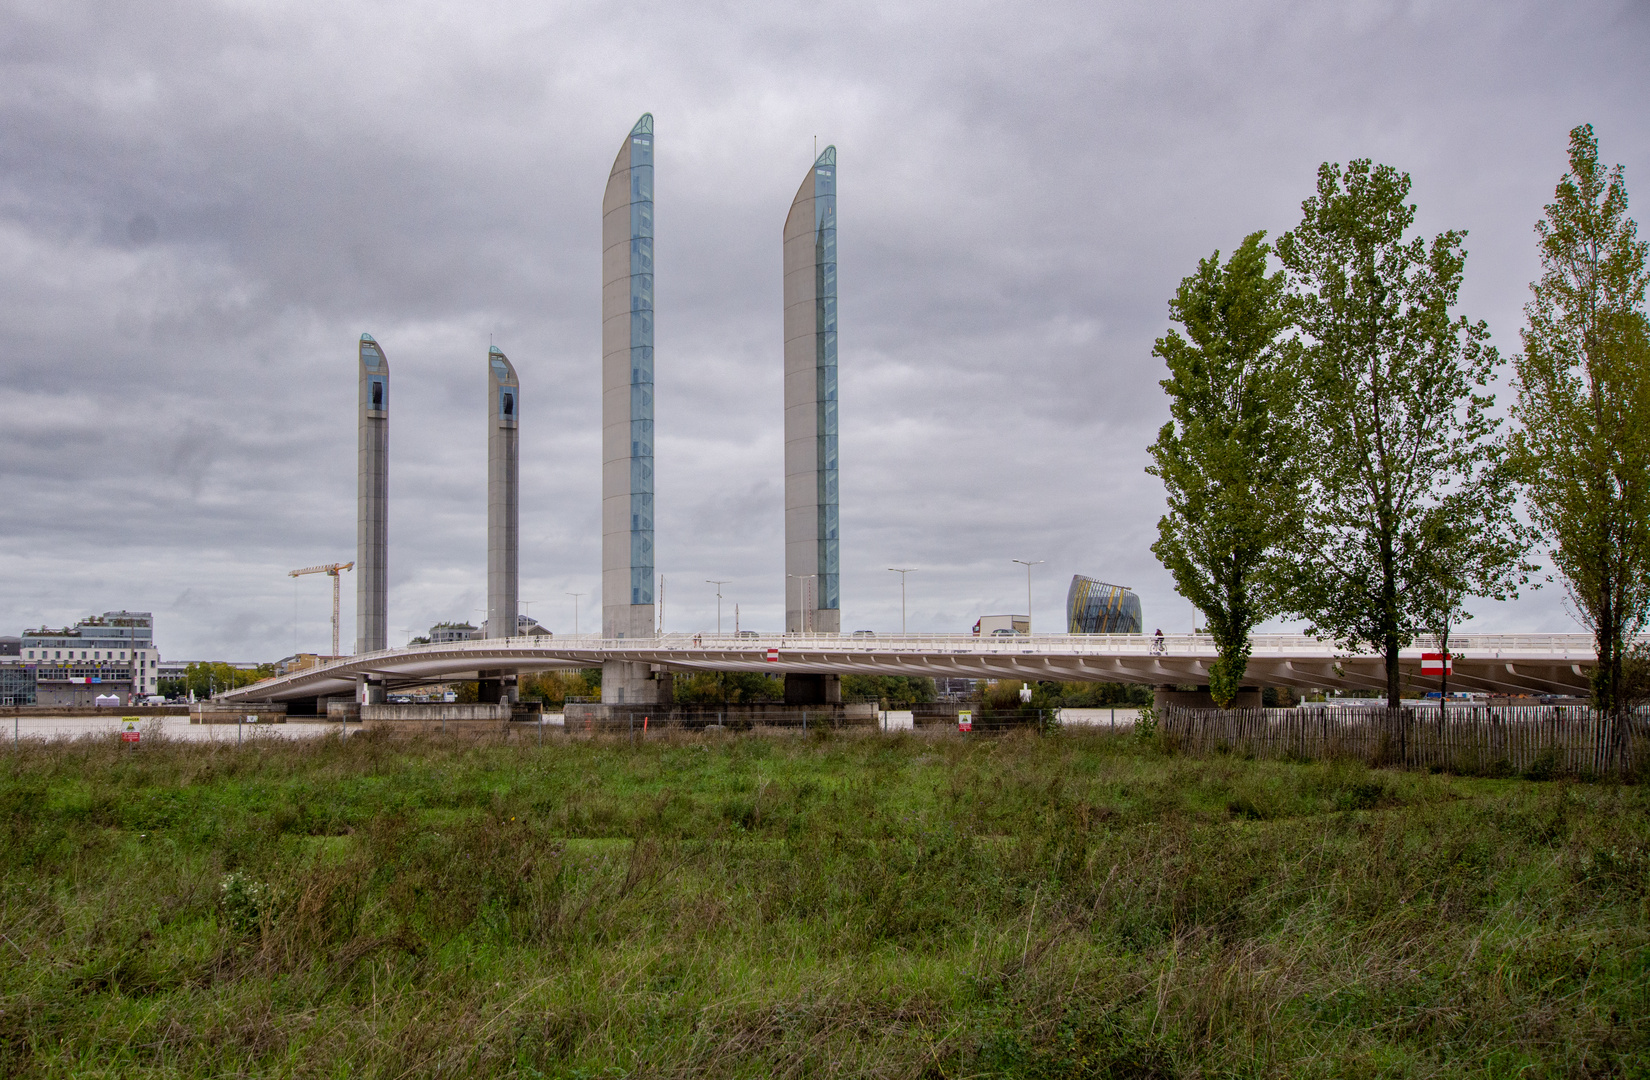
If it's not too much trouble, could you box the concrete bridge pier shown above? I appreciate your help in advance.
[602,659,673,705]
[785,673,841,704]
[355,674,386,705]
[477,671,518,705]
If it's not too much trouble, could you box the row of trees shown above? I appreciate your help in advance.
[1150,125,1650,727]
[157,661,275,700]
[517,670,941,708]
[982,680,1153,712]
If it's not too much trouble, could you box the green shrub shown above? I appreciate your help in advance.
[219,870,282,934]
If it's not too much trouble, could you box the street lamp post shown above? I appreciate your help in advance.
[888,568,917,635]
[706,580,731,635]
[565,593,582,636]
[1012,559,1043,633]
[787,574,817,633]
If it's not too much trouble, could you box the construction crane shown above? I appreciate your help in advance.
[289,562,354,658]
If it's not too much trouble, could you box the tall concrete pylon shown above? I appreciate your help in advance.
[486,346,520,640]
[783,148,842,634]
[599,113,669,705]
[356,333,389,661]
[480,345,520,706]
[781,147,842,704]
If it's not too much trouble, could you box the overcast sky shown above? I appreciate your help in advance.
[1,0,1646,660]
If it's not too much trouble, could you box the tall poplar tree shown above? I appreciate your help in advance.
[1277,161,1505,707]
[1408,472,1535,707]
[1148,232,1302,707]
[1511,124,1650,745]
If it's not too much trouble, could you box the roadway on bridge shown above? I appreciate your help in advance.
[217,632,1610,703]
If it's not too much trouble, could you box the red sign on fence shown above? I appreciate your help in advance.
[765,648,779,662]
[1421,652,1452,675]
[120,717,141,743]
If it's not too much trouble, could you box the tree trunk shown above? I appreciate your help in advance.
[1600,618,1625,770]
[1439,627,1450,724]
[1385,635,1402,709]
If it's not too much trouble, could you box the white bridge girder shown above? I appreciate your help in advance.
[219,632,1618,703]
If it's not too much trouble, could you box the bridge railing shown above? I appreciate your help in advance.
[352,630,1611,655]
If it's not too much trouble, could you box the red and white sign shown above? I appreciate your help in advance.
[1421,652,1452,675]
[120,717,141,743]
[958,710,973,732]
[765,648,779,662]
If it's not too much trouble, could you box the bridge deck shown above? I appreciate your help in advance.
[219,632,1613,702]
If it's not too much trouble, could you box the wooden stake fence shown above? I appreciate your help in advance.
[1160,704,1648,778]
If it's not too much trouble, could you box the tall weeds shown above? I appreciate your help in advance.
[0,727,1644,1077]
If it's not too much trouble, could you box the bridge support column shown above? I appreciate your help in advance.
[477,671,518,705]
[784,673,840,705]
[355,675,386,705]
[601,660,672,705]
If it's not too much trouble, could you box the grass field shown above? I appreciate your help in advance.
[2,726,1647,1078]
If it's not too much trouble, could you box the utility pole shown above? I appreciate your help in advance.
[888,568,917,634]
[788,574,817,634]
[565,593,582,635]
[1012,559,1043,633]
[706,580,731,635]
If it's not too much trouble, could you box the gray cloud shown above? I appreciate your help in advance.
[1,0,1646,657]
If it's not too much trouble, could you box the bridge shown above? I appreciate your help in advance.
[218,631,1614,703]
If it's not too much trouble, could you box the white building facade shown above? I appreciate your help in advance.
[21,611,160,705]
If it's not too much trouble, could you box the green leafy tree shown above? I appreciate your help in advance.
[1030,681,1152,708]
[980,680,1035,712]
[1409,480,1536,707]
[520,669,601,705]
[1147,232,1303,707]
[672,671,785,705]
[1018,681,1152,709]
[1511,124,1650,740]
[841,675,936,707]
[1277,160,1505,708]
[183,661,268,698]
